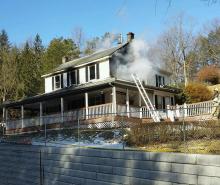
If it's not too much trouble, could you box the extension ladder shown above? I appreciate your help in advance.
[131,74,161,122]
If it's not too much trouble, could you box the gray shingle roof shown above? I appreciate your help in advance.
[55,43,127,71]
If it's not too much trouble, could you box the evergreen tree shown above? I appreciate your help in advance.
[44,37,80,73]
[33,34,44,93]
[0,29,10,53]
[19,41,37,97]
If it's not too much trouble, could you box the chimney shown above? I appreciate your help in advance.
[117,33,123,45]
[62,56,68,64]
[127,32,134,42]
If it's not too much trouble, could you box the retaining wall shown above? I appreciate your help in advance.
[0,144,220,185]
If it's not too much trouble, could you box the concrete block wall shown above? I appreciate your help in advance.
[0,144,220,185]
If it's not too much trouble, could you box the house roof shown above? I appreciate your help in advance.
[1,78,179,108]
[55,43,128,71]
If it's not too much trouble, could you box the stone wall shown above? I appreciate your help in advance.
[0,144,220,185]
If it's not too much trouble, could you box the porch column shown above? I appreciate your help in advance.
[126,89,130,117]
[139,92,142,118]
[112,87,117,115]
[2,107,5,122]
[61,97,64,123]
[21,105,24,128]
[85,93,88,119]
[40,102,43,126]
[5,108,8,122]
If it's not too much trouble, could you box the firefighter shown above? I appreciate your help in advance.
[211,88,220,118]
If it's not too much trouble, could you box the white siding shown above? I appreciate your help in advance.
[45,77,53,93]
[99,60,110,79]
[79,67,86,84]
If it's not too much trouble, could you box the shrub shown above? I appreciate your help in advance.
[184,82,212,103]
[196,65,220,85]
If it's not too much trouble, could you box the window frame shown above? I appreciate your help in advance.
[68,70,77,86]
[156,75,165,87]
[88,64,96,81]
[52,74,63,91]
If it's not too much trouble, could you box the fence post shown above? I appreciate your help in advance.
[167,105,174,122]
[184,103,187,117]
[139,107,142,118]
[77,110,80,147]
[176,104,180,118]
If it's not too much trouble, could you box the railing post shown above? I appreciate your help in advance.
[85,92,89,119]
[176,104,180,118]
[40,102,43,126]
[167,105,174,122]
[126,88,130,117]
[21,105,24,129]
[184,103,187,117]
[139,107,142,118]
[112,87,117,115]
[61,97,64,123]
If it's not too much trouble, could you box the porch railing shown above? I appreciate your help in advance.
[169,100,213,118]
[5,100,215,131]
[88,103,112,118]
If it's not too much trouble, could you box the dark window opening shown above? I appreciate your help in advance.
[155,75,165,87]
[55,75,61,89]
[171,97,174,105]
[162,97,166,110]
[70,71,76,85]
[155,95,158,109]
[89,65,96,80]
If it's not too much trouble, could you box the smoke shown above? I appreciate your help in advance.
[116,39,160,83]
[94,33,121,52]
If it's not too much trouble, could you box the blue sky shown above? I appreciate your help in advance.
[0,0,220,46]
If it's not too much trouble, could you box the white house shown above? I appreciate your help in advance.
[2,32,178,134]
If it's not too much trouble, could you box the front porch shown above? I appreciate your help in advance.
[4,99,215,135]
[2,79,180,135]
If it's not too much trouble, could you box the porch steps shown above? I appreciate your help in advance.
[131,74,161,122]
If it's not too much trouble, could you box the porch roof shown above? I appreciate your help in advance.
[1,78,179,108]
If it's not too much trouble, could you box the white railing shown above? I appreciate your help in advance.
[168,100,213,119]
[141,107,151,118]
[6,103,113,130]
[5,100,214,131]
[88,103,112,118]
[185,100,213,116]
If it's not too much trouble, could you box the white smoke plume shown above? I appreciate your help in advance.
[116,39,161,84]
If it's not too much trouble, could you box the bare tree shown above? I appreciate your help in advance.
[151,14,197,86]
[72,27,85,52]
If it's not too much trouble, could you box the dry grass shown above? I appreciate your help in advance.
[140,139,220,154]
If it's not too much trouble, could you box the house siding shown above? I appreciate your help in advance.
[45,76,53,93]
[79,67,86,84]
[99,60,110,79]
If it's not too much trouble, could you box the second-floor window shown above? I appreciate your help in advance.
[155,75,165,87]
[67,70,79,86]
[52,74,63,90]
[86,63,99,82]
[89,65,96,80]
